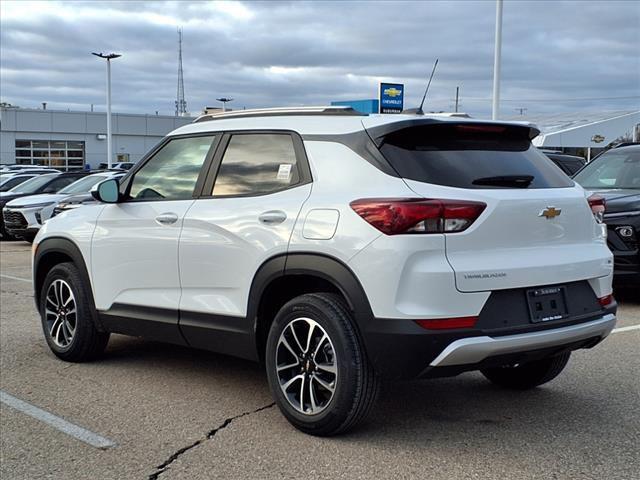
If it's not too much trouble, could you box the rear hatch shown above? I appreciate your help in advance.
[365,119,612,292]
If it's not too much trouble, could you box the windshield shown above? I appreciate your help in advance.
[59,175,108,194]
[573,149,640,189]
[8,174,57,193]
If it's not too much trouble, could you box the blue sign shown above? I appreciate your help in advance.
[379,82,404,114]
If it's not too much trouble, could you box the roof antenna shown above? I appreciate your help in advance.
[416,58,439,115]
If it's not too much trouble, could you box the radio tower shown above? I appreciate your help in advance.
[175,27,187,116]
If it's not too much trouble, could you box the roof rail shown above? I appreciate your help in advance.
[193,106,366,123]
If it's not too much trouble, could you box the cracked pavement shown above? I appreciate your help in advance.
[1,241,639,479]
[148,403,275,480]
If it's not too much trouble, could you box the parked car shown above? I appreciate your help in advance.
[3,172,124,242]
[50,175,124,217]
[573,144,640,285]
[33,107,616,436]
[98,162,136,170]
[0,171,88,240]
[0,173,38,192]
[542,151,586,176]
[0,164,59,172]
[0,168,60,178]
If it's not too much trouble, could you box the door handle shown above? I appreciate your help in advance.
[259,210,287,225]
[155,213,179,225]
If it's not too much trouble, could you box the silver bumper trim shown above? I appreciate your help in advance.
[429,314,616,367]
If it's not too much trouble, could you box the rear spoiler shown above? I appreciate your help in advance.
[365,119,540,148]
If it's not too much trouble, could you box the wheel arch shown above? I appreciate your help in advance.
[33,237,102,330]
[249,253,374,361]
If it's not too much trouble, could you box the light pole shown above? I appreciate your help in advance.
[492,0,503,120]
[216,97,233,112]
[92,52,121,169]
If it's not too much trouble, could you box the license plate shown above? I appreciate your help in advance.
[526,286,568,323]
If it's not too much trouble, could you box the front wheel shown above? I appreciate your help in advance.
[481,352,571,390]
[265,293,379,436]
[40,262,110,362]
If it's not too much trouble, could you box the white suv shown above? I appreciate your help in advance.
[33,107,617,436]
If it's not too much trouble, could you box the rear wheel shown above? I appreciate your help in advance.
[265,293,379,436]
[481,352,571,390]
[40,262,110,362]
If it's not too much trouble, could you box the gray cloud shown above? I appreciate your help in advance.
[1,0,638,118]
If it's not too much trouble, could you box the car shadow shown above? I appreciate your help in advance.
[96,334,629,450]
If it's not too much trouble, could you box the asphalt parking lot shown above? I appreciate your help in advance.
[1,240,638,480]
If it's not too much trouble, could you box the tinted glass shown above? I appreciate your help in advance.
[42,176,82,193]
[379,124,573,189]
[128,136,215,201]
[59,175,109,194]
[9,174,58,193]
[0,175,35,191]
[213,134,300,196]
[574,149,640,189]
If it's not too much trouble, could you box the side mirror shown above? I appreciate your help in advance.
[91,178,120,203]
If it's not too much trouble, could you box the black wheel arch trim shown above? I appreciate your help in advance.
[247,252,375,353]
[33,237,104,331]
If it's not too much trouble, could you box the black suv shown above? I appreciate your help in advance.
[543,151,586,176]
[573,145,640,285]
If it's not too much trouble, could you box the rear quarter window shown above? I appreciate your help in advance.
[379,124,573,189]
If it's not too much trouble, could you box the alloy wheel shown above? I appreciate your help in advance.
[45,279,77,348]
[275,317,337,415]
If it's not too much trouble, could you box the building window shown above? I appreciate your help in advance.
[14,140,85,171]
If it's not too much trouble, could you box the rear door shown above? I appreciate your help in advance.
[370,121,612,292]
[178,132,312,353]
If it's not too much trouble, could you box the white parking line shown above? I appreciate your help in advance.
[0,390,116,449]
[612,324,640,334]
[0,274,31,283]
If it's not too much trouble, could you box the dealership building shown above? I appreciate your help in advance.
[2,105,638,171]
[508,110,640,159]
[0,106,194,170]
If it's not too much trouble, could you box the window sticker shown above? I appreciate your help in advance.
[277,163,292,181]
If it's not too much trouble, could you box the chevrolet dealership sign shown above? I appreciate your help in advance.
[379,82,404,114]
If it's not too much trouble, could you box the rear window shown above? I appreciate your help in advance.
[379,124,573,189]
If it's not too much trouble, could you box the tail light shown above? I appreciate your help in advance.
[598,294,614,307]
[587,194,606,223]
[415,316,478,330]
[349,198,486,235]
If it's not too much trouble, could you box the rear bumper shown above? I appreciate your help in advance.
[363,304,617,380]
[429,314,615,367]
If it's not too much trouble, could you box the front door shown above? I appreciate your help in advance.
[91,134,217,343]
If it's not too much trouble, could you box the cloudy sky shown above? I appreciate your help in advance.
[1,0,638,118]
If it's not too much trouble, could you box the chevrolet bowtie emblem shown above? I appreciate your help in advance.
[539,207,561,219]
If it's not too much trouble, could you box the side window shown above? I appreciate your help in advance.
[128,136,215,201]
[42,176,78,193]
[212,134,300,197]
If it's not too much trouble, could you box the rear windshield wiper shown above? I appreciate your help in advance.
[472,175,534,188]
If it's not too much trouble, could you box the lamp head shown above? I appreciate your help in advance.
[92,52,122,60]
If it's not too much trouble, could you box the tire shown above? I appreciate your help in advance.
[21,233,36,244]
[481,352,571,390]
[39,262,110,362]
[0,222,16,241]
[265,293,379,436]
